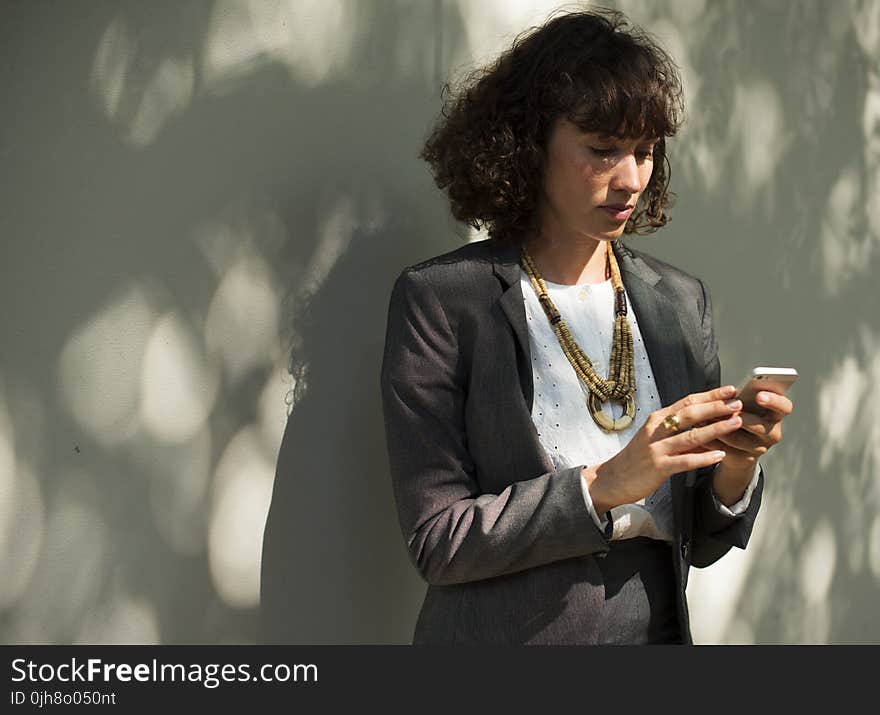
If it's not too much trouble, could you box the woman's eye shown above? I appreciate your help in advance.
[589,146,654,164]
[590,147,653,160]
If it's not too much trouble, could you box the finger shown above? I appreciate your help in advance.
[668,385,737,416]
[678,398,742,430]
[740,414,784,449]
[691,438,730,452]
[658,394,740,436]
[692,436,757,464]
[713,430,766,453]
[666,449,727,474]
[662,413,742,454]
[739,412,773,438]
[754,391,793,419]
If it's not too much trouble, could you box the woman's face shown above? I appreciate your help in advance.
[537,117,657,243]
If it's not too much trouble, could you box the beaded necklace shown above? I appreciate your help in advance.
[520,240,636,432]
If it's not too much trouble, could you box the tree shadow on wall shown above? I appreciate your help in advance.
[0,0,471,644]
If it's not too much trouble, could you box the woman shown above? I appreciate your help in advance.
[380,8,792,644]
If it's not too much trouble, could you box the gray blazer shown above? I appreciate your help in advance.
[379,236,763,644]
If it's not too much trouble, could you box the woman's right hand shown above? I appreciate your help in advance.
[584,385,744,514]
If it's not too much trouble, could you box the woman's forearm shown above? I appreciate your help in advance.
[711,459,757,507]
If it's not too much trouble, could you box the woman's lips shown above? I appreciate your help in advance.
[600,206,634,221]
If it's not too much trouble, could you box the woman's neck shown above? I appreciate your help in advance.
[522,233,611,285]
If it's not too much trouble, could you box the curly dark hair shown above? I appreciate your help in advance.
[420,7,685,245]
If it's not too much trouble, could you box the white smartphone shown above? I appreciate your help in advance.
[735,367,798,416]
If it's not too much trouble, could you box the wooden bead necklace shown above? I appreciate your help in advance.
[520,240,637,432]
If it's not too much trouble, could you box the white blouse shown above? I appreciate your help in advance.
[520,268,758,542]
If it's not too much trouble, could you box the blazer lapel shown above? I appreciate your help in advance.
[492,241,537,410]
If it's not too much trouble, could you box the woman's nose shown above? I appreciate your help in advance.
[611,154,642,194]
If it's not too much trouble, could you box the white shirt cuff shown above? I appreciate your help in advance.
[579,467,611,534]
[711,462,762,517]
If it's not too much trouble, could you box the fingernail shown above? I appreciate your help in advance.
[713,451,726,461]
[722,386,736,397]
[757,393,768,404]
[725,399,742,410]
[727,415,741,425]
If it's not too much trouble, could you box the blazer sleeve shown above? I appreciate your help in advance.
[380,268,610,586]
[690,277,764,569]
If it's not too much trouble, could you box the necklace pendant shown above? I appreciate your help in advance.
[587,393,636,432]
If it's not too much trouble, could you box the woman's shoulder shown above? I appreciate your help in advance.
[618,240,703,285]
[388,238,505,326]
[393,238,501,296]
[403,237,496,277]
[617,239,711,306]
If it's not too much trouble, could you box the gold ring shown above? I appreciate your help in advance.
[663,413,680,432]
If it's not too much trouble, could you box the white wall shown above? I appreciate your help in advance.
[1,0,877,644]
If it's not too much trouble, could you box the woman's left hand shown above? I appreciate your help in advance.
[705,390,794,466]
